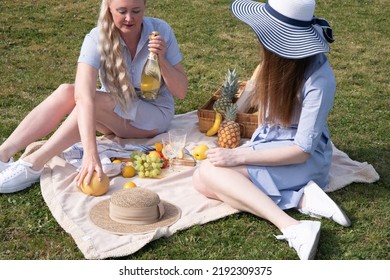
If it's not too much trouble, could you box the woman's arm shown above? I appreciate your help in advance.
[206,145,310,167]
[73,63,102,185]
[159,61,187,99]
[148,35,188,99]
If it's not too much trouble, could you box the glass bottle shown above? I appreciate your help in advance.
[140,31,161,100]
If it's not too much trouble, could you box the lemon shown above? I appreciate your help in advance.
[177,149,184,159]
[123,181,137,189]
[122,165,136,178]
[161,144,184,159]
[112,159,122,164]
[161,144,170,159]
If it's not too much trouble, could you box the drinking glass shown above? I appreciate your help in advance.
[163,129,187,172]
[161,136,176,172]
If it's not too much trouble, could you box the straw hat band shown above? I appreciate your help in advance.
[109,201,165,225]
[89,188,181,235]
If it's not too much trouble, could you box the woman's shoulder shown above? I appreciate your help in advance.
[306,54,331,73]
[88,26,99,35]
[83,26,99,40]
[303,54,336,98]
[305,54,335,82]
[144,17,174,32]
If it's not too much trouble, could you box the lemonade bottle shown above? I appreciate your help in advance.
[140,31,161,100]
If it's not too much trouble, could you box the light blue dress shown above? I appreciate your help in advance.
[77,17,183,133]
[245,53,336,210]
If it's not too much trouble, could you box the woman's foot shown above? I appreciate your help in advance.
[299,181,351,227]
[0,157,14,172]
[0,159,43,193]
[276,220,321,260]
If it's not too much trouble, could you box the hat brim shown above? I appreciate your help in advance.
[231,0,330,59]
[89,199,181,235]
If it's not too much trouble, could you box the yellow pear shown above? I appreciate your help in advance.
[192,144,209,160]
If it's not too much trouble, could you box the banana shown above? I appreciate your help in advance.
[206,111,222,136]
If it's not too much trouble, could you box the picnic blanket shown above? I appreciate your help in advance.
[26,110,380,259]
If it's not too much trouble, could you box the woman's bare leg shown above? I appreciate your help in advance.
[0,84,75,162]
[93,92,158,139]
[21,91,158,170]
[193,160,298,230]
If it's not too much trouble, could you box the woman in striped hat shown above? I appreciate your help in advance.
[193,0,350,260]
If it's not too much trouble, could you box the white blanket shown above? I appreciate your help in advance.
[32,111,379,259]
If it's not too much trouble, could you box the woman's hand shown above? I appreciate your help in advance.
[148,35,167,58]
[148,33,188,99]
[206,147,244,167]
[75,151,104,187]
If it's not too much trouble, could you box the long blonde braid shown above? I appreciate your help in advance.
[97,0,136,111]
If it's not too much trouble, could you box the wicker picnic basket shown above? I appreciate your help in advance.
[197,81,258,138]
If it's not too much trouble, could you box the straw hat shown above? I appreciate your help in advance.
[89,188,181,235]
[230,0,334,59]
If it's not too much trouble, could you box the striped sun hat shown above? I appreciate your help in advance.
[231,0,334,59]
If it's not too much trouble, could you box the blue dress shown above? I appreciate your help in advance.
[245,53,336,210]
[77,17,183,133]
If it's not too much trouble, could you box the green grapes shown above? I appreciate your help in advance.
[130,151,163,178]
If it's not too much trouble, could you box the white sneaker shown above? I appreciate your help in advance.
[0,159,43,193]
[275,220,321,260]
[0,157,14,172]
[299,180,351,227]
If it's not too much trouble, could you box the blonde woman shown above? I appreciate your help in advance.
[193,0,350,260]
[0,0,187,193]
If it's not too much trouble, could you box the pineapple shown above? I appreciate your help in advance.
[213,68,239,113]
[217,103,241,148]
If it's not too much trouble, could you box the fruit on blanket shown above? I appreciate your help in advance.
[206,111,222,136]
[177,149,184,159]
[123,181,137,189]
[161,157,169,169]
[213,68,238,113]
[217,103,241,148]
[154,142,163,152]
[130,152,163,178]
[122,165,136,178]
[193,144,209,160]
[149,151,162,160]
[80,172,109,196]
[149,150,169,169]
[112,159,122,164]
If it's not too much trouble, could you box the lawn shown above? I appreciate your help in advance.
[0,0,389,260]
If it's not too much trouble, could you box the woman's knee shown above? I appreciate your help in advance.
[193,169,210,197]
[192,168,203,192]
[54,84,75,99]
[37,84,75,115]
[192,161,217,197]
[51,84,75,104]
[57,83,74,92]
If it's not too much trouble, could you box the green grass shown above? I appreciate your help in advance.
[0,0,389,260]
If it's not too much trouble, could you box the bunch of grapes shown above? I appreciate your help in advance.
[130,152,164,178]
